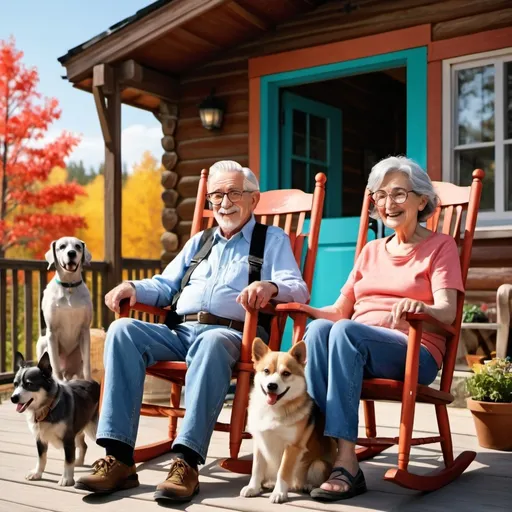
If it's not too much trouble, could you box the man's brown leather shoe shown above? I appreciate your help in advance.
[74,455,139,494]
[154,458,199,502]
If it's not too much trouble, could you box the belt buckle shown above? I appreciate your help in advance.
[197,311,208,324]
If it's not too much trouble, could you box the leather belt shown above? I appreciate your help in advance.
[182,311,244,332]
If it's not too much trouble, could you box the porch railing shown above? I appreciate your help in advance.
[0,258,161,383]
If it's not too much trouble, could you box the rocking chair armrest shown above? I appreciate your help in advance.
[404,312,456,336]
[118,298,168,319]
[275,302,313,316]
[238,302,282,363]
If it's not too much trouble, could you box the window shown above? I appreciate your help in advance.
[443,49,512,220]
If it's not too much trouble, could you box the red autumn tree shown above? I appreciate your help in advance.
[0,38,86,258]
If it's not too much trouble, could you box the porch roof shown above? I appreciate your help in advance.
[58,0,324,112]
[58,0,173,66]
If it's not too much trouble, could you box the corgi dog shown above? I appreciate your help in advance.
[240,338,336,503]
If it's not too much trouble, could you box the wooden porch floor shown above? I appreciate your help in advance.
[1,399,511,512]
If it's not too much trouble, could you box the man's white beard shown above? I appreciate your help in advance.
[216,206,240,233]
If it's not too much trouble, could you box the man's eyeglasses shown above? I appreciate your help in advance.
[205,190,252,205]
[369,188,416,207]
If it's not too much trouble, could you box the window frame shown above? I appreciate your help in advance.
[442,47,512,223]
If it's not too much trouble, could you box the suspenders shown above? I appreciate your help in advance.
[165,223,270,330]
[170,228,217,312]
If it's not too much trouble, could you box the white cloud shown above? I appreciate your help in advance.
[65,124,163,172]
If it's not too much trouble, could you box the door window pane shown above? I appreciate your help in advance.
[506,144,512,211]
[309,115,327,161]
[291,159,307,191]
[506,62,512,140]
[456,146,495,211]
[292,110,306,157]
[457,65,495,145]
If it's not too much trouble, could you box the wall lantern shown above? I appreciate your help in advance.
[198,89,225,130]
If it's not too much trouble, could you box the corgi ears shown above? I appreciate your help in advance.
[252,338,307,365]
[251,337,270,362]
[289,341,307,366]
[37,352,53,378]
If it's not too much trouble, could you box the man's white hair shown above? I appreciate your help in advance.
[367,155,439,222]
[208,160,260,191]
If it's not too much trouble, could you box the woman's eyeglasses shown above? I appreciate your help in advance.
[205,190,252,205]
[369,188,416,207]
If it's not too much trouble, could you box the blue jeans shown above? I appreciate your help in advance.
[304,319,439,443]
[97,317,266,464]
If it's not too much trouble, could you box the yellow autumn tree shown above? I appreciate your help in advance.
[74,174,105,260]
[122,151,164,259]
[71,151,163,261]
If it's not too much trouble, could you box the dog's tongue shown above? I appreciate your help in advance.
[266,393,278,405]
[16,403,25,413]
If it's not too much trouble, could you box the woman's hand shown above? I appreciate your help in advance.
[390,289,458,328]
[390,298,428,328]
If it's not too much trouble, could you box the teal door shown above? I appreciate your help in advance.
[280,92,355,308]
[281,92,342,219]
[261,47,427,321]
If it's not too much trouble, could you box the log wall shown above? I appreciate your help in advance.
[466,231,512,304]
[160,0,511,264]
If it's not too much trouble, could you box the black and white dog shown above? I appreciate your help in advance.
[11,352,100,486]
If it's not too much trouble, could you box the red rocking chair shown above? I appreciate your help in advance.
[114,168,326,473]
[276,169,485,491]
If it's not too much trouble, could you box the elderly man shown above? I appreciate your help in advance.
[76,160,309,502]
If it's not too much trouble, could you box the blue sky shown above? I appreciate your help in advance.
[1,1,163,172]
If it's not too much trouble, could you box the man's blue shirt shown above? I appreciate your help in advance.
[133,216,309,321]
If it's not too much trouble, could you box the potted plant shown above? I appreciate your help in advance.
[462,303,489,323]
[466,357,512,450]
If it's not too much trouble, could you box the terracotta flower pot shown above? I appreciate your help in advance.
[467,398,512,450]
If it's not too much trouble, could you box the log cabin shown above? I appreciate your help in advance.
[58,0,512,323]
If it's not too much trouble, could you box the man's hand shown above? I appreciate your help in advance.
[390,298,429,328]
[105,282,136,314]
[236,281,278,311]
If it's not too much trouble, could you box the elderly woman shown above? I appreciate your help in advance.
[303,156,464,501]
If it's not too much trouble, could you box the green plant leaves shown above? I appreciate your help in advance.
[466,358,512,402]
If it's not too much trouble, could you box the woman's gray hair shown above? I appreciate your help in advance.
[208,160,260,192]
[367,156,439,222]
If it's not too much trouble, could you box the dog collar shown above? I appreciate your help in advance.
[34,389,60,423]
[56,278,83,288]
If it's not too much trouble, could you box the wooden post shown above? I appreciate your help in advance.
[93,64,122,326]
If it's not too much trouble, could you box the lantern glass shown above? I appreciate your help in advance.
[199,107,223,130]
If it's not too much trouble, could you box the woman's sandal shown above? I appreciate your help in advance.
[310,467,367,501]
